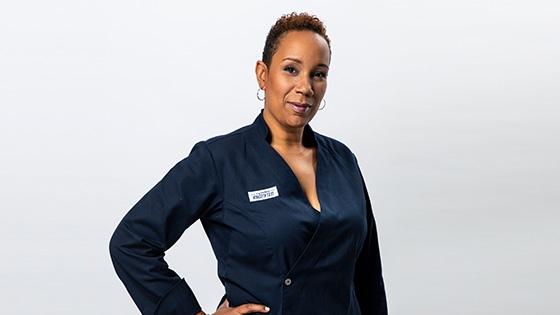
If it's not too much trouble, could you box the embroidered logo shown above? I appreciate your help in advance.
[248,186,279,202]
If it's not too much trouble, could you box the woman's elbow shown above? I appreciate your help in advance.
[108,223,125,264]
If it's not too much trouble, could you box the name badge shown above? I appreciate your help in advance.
[248,186,279,202]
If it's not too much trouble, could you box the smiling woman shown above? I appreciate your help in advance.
[256,15,331,132]
[109,11,388,315]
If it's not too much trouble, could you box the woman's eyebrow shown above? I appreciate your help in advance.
[282,57,329,69]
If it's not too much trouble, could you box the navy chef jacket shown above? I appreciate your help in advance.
[109,109,388,315]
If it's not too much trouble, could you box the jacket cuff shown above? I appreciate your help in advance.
[154,278,202,315]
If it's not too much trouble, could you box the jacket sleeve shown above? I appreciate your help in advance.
[352,154,388,315]
[109,140,222,315]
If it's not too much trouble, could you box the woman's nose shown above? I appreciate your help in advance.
[296,77,314,96]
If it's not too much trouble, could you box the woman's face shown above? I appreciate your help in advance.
[256,30,330,130]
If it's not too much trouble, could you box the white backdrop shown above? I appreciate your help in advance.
[1,1,558,314]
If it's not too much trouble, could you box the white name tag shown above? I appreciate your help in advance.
[248,186,279,202]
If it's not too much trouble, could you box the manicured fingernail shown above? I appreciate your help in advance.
[264,306,270,311]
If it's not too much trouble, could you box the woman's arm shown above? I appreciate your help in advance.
[353,154,388,315]
[109,141,223,315]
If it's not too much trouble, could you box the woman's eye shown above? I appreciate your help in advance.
[314,72,327,78]
[284,66,297,74]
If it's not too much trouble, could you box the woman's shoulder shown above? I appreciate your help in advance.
[314,131,357,162]
[188,120,255,159]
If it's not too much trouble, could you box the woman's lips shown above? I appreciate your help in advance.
[288,102,311,114]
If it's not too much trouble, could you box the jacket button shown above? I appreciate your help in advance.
[284,278,292,286]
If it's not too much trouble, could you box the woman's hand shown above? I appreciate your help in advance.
[210,298,270,314]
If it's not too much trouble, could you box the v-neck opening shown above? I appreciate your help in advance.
[267,143,322,214]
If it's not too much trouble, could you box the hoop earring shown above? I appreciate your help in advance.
[257,88,265,101]
[318,98,326,110]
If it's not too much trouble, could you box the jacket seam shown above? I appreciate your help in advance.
[200,140,224,219]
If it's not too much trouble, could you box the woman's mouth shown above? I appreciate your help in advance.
[288,102,311,114]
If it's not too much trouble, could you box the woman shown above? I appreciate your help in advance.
[109,12,388,315]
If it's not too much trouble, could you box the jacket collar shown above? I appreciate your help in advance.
[251,108,318,147]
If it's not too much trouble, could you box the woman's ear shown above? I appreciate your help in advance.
[255,60,268,90]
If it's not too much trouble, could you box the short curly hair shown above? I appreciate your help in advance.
[262,12,331,68]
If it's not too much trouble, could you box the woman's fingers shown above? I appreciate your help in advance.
[235,303,270,314]
[217,298,229,309]
[214,299,270,315]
